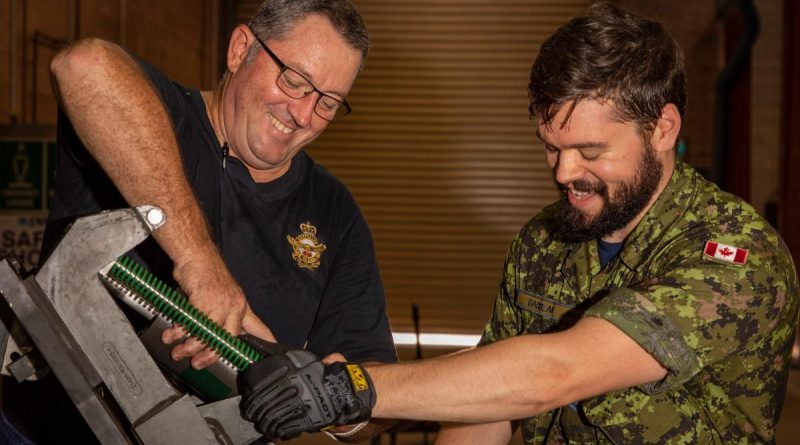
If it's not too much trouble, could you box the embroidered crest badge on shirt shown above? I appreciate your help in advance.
[702,240,748,266]
[287,222,327,270]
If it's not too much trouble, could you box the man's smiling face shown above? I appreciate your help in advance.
[221,14,362,182]
[538,99,664,243]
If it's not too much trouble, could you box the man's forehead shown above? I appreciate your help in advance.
[539,99,618,128]
[535,101,633,148]
[266,17,360,90]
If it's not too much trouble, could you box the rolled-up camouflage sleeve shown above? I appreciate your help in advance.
[585,231,799,394]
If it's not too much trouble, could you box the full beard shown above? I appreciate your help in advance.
[554,143,663,243]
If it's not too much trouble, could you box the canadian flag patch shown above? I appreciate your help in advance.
[703,241,748,265]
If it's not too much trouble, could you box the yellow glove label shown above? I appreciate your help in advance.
[346,364,369,392]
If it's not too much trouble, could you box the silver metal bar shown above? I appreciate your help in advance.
[197,396,261,445]
[0,258,131,444]
[134,394,219,444]
[35,206,182,424]
[2,206,260,443]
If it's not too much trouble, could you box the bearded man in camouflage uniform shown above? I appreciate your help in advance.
[237,3,799,444]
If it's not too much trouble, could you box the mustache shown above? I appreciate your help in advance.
[557,179,606,195]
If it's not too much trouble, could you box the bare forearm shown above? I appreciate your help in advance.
[50,38,215,263]
[366,318,667,423]
[367,335,561,422]
[236,319,664,439]
[434,421,512,445]
[50,39,272,359]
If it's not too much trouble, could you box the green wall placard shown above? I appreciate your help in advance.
[0,140,56,210]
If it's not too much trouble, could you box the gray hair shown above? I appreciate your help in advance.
[247,0,370,69]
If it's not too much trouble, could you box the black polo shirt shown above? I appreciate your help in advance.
[42,60,396,363]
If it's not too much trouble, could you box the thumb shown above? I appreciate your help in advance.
[322,352,347,365]
[241,308,277,342]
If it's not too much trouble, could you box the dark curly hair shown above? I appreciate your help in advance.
[529,2,686,139]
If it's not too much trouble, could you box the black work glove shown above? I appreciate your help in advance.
[239,348,376,442]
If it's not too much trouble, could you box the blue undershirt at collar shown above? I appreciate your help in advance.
[597,239,624,268]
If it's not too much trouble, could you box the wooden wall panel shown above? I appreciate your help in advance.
[0,0,220,125]
[783,0,800,267]
[78,0,122,42]
[332,1,589,334]
[24,0,69,124]
[619,0,722,173]
[0,0,21,123]
[124,0,217,88]
[751,0,783,219]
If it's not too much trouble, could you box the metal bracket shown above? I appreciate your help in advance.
[0,206,260,444]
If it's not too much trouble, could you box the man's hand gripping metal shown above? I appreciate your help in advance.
[239,339,375,442]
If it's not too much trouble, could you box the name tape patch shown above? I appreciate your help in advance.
[515,291,572,321]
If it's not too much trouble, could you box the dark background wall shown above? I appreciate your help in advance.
[0,1,797,442]
[0,0,795,345]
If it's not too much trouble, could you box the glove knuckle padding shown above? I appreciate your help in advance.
[240,355,294,428]
[285,349,318,367]
[240,349,376,440]
[290,361,338,426]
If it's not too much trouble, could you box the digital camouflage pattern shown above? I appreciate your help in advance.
[480,160,800,444]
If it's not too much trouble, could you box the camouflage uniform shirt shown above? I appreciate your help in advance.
[480,161,799,444]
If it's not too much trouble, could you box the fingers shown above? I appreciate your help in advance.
[162,325,186,344]
[256,390,305,439]
[241,361,307,440]
[241,358,297,433]
[182,300,246,368]
[189,347,220,369]
[160,302,245,369]
[321,352,347,365]
[167,336,218,369]
[161,300,253,369]
[164,256,251,368]
[191,301,246,369]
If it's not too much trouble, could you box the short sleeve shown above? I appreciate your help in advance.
[585,234,796,394]
[304,211,397,364]
[135,58,190,127]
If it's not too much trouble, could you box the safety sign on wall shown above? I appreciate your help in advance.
[0,140,57,210]
[1,137,57,272]
[0,211,47,272]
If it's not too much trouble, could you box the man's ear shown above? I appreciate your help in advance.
[651,103,682,153]
[227,24,253,74]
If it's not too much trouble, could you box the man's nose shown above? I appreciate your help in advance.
[288,92,318,127]
[553,150,584,186]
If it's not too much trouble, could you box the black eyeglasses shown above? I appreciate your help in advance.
[249,28,351,122]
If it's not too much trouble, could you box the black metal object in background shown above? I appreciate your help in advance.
[712,0,759,190]
[412,303,422,360]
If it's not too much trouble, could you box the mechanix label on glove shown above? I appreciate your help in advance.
[346,364,369,392]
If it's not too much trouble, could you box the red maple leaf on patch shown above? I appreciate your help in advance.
[719,247,733,256]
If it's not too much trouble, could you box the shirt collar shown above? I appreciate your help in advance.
[617,159,699,270]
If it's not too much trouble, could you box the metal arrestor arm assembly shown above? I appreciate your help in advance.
[0,257,132,444]
[99,255,268,402]
[0,206,261,444]
[100,256,263,370]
